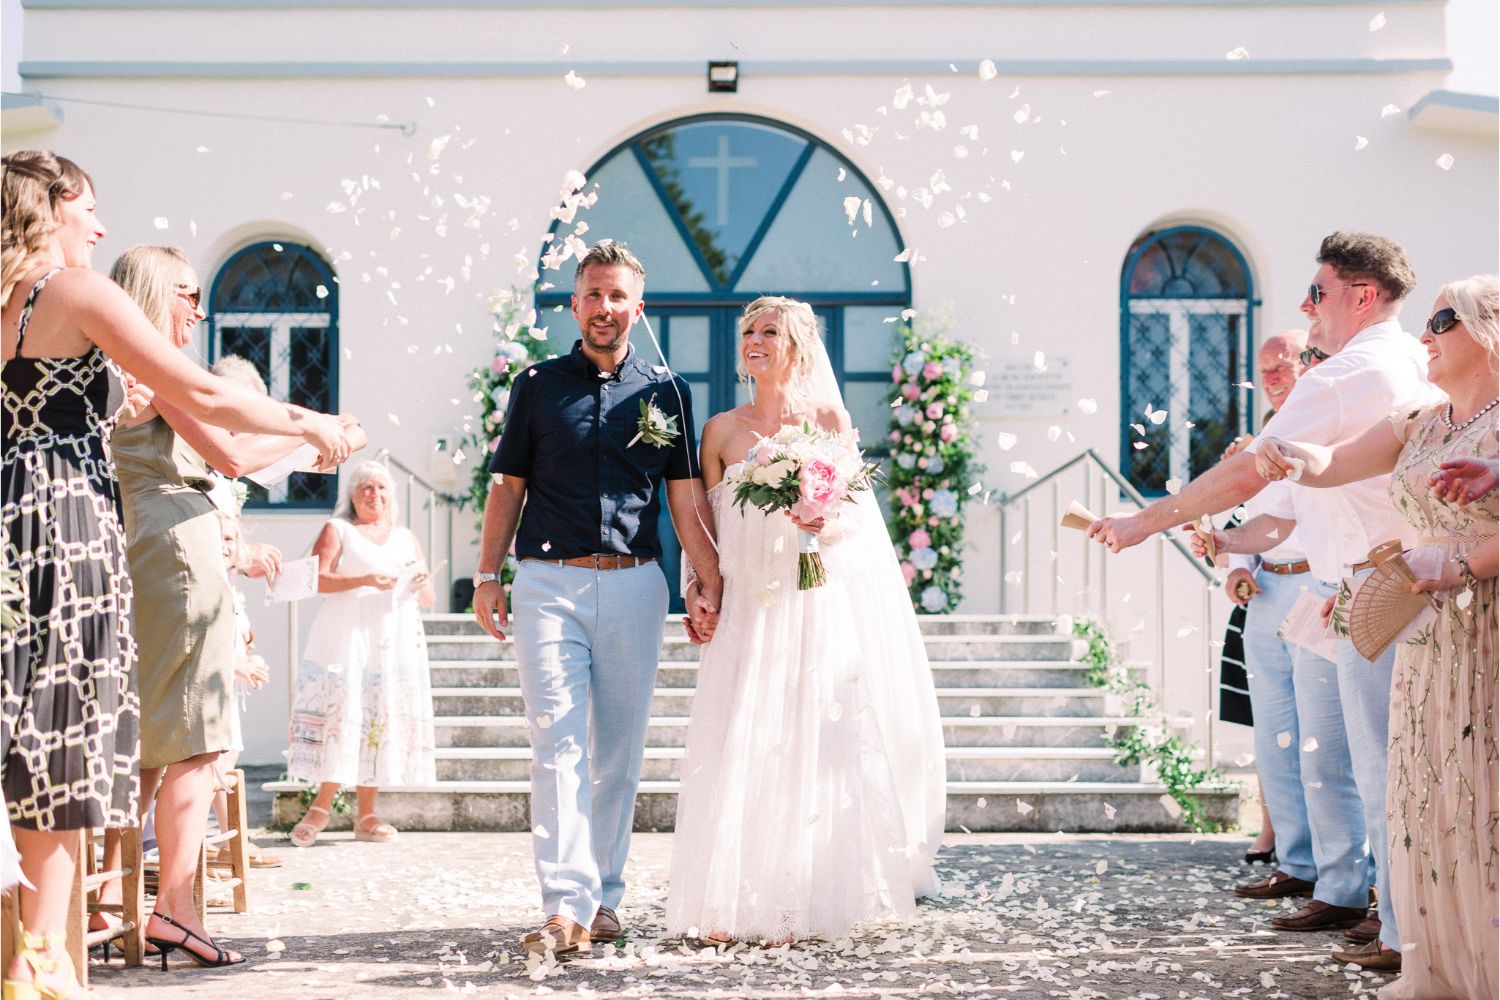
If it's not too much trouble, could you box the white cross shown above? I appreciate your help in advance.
[686,134,757,227]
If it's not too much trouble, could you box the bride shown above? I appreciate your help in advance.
[665,295,946,944]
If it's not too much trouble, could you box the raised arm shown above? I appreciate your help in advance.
[1089,449,1267,552]
[154,400,366,478]
[1187,514,1298,560]
[472,475,526,640]
[66,270,349,465]
[1254,419,1405,489]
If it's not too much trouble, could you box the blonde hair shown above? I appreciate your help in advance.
[109,245,192,336]
[1,150,94,308]
[1440,273,1500,373]
[736,296,821,395]
[211,354,268,395]
[335,460,399,527]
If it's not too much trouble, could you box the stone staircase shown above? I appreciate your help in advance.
[268,613,1239,833]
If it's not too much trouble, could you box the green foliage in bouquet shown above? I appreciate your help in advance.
[885,313,985,614]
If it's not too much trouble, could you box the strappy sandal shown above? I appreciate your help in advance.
[143,912,246,971]
[354,814,398,843]
[289,804,330,847]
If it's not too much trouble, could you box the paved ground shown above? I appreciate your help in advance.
[88,821,1395,1000]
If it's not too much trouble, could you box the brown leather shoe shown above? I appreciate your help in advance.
[590,905,623,943]
[1234,871,1316,899]
[1271,900,1367,932]
[522,915,590,956]
[1332,939,1402,971]
[1343,914,1379,944]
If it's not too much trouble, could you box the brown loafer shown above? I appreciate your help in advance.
[590,905,623,943]
[1271,900,1368,932]
[522,915,590,956]
[1234,871,1315,899]
[1332,939,1402,971]
[1343,914,1379,944]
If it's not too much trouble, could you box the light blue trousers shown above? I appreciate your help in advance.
[1242,568,1317,882]
[511,560,668,926]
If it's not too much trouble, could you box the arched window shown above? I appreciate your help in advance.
[535,114,911,448]
[208,241,339,508]
[1120,226,1255,495]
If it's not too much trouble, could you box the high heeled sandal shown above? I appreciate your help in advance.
[3,931,92,1000]
[143,911,246,971]
[289,804,330,847]
[354,813,398,843]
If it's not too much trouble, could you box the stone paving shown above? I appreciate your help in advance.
[87,827,1395,1000]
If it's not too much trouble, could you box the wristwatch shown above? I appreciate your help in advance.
[472,571,502,588]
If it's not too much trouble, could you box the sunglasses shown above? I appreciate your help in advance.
[174,283,202,309]
[1425,308,1460,335]
[1299,346,1330,366]
[1308,282,1370,305]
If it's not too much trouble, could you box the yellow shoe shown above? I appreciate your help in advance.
[3,932,91,1000]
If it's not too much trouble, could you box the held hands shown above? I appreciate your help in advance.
[472,579,509,641]
[1254,437,1306,482]
[1224,567,1259,606]
[1087,512,1152,553]
[683,578,721,645]
[1429,457,1498,506]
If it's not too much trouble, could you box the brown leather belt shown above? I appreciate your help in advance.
[1261,559,1310,576]
[522,554,655,571]
[1350,560,1375,573]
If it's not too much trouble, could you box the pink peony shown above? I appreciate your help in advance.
[792,459,844,521]
[900,562,917,585]
[923,360,944,380]
[892,364,903,381]
[939,423,958,442]
[909,528,931,549]
[926,403,944,420]
[889,431,902,443]
[490,355,510,374]
[902,383,921,401]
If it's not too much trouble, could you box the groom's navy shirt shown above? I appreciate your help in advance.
[490,340,698,561]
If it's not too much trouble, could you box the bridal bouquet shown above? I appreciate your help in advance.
[726,422,880,589]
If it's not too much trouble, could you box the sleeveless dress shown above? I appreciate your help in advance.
[112,414,237,769]
[1,269,139,830]
[1380,405,1498,1000]
[287,519,436,787]
[666,482,946,942]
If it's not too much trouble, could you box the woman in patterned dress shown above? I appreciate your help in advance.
[1257,274,1499,994]
[1,150,352,996]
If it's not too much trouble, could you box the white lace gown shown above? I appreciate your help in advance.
[666,484,946,941]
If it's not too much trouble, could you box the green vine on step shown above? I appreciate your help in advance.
[1073,619,1227,833]
[273,773,351,831]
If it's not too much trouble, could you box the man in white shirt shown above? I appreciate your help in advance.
[1091,233,1438,955]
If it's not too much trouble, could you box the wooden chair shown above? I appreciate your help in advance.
[202,767,250,914]
[79,825,146,975]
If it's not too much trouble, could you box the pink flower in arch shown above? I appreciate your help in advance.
[900,562,917,585]
[923,360,943,380]
[909,528,932,549]
[902,383,921,401]
[939,423,958,443]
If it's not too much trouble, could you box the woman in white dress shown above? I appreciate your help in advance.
[666,296,946,945]
[287,460,437,845]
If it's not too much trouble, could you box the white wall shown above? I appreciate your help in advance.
[5,1,1495,764]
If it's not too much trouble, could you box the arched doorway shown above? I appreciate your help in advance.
[536,114,912,604]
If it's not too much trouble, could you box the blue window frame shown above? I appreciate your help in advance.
[536,114,911,604]
[1119,225,1256,496]
[208,241,340,509]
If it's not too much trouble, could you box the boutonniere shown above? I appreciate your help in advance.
[629,393,679,449]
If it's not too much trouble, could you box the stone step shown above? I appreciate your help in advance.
[432,746,1139,783]
[265,779,1240,834]
[422,612,1064,638]
[426,659,1144,690]
[423,633,1082,664]
[428,686,1118,719]
[431,714,1176,749]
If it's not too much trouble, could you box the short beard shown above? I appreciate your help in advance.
[585,324,628,353]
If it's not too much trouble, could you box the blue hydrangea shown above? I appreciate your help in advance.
[942,356,962,378]
[896,452,917,470]
[909,546,939,571]
[930,488,959,517]
[896,404,915,427]
[902,352,926,376]
[499,339,532,364]
[921,585,949,612]
[926,455,945,475]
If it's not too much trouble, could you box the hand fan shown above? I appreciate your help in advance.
[1060,500,1098,531]
[1349,540,1438,661]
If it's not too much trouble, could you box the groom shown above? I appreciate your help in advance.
[473,241,722,955]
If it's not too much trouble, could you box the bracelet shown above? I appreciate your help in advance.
[1456,554,1480,591]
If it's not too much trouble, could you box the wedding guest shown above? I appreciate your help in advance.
[103,244,363,969]
[1091,232,1440,952]
[2,150,350,994]
[1256,274,1498,988]
[667,297,946,944]
[286,461,438,846]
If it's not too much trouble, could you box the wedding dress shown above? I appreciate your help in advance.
[665,477,947,942]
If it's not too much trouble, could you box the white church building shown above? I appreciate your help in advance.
[4,0,1496,770]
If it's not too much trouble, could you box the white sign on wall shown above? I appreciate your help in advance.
[991,354,1075,418]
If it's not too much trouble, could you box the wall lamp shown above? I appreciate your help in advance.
[707,61,739,93]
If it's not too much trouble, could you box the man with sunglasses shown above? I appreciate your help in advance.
[1090,232,1440,957]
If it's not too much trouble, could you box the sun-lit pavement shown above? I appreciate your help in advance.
[87,827,1393,999]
